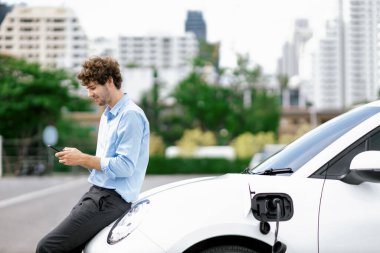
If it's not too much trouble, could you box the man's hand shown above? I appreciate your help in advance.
[56,147,101,170]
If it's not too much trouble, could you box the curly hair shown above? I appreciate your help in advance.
[77,56,123,89]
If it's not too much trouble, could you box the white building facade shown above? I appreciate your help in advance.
[310,0,380,110]
[115,33,199,102]
[117,33,198,68]
[277,19,313,79]
[0,6,87,70]
[312,20,343,110]
[343,0,380,107]
[0,6,200,102]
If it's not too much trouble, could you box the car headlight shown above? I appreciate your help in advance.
[107,199,150,245]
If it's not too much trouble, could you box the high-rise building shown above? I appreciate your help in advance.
[313,19,343,110]
[277,19,312,108]
[0,2,13,25]
[185,11,207,41]
[277,19,312,78]
[118,33,198,68]
[0,6,87,70]
[342,0,379,107]
[310,0,380,110]
[88,36,118,59]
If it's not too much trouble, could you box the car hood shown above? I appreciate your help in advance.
[132,173,265,250]
[87,173,319,252]
[137,175,217,200]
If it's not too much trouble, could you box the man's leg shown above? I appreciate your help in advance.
[36,187,131,253]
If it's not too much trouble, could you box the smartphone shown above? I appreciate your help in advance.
[48,145,61,153]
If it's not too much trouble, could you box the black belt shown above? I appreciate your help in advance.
[92,185,122,199]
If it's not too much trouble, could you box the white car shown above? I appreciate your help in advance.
[85,101,380,253]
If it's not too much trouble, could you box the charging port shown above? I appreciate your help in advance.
[251,193,293,222]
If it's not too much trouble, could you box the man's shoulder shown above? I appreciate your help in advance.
[122,101,148,122]
[124,100,143,113]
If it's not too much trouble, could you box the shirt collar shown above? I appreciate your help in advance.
[104,94,129,120]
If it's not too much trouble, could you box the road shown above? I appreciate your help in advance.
[0,174,212,253]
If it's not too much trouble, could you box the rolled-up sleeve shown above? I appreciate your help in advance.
[100,110,144,179]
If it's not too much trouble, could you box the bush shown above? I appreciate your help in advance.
[147,156,250,174]
[176,128,217,157]
[150,132,166,156]
[231,132,275,158]
[52,156,251,174]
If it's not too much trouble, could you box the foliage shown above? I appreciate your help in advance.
[158,112,193,145]
[176,128,217,157]
[231,132,276,159]
[277,74,289,90]
[140,53,280,147]
[0,54,92,174]
[50,118,96,173]
[146,156,250,174]
[140,68,194,145]
[279,123,312,144]
[56,119,96,152]
[230,53,264,89]
[173,73,239,139]
[172,72,280,142]
[194,40,220,71]
[0,54,91,138]
[149,132,166,156]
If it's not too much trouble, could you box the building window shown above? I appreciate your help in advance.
[53,27,65,32]
[20,18,33,23]
[20,27,33,32]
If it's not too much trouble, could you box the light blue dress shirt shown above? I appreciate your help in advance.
[88,94,150,203]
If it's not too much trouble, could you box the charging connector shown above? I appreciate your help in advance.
[251,193,293,253]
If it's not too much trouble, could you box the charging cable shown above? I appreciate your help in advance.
[273,198,281,253]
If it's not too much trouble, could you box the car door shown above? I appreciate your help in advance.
[315,128,380,252]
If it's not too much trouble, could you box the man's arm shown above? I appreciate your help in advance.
[99,111,145,178]
[55,148,101,171]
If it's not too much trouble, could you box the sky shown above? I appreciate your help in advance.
[2,0,336,74]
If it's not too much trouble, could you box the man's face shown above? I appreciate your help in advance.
[86,81,110,106]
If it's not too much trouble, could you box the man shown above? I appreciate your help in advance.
[36,56,150,253]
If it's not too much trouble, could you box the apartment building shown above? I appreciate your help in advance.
[277,19,313,79]
[343,0,380,106]
[276,19,313,108]
[0,6,87,70]
[310,0,380,110]
[312,20,343,110]
[118,33,198,69]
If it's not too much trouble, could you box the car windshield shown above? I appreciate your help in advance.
[249,106,380,175]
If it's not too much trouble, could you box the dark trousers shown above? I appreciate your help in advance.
[36,186,131,253]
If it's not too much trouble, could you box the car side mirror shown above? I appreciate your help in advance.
[341,151,380,185]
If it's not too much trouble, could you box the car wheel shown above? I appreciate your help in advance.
[200,245,258,253]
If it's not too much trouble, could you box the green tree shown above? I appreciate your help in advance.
[198,40,220,70]
[0,54,91,138]
[142,53,280,147]
[173,72,241,142]
[140,67,193,145]
[229,53,280,135]
[0,54,92,174]
[172,69,280,143]
[277,73,289,106]
[231,53,264,90]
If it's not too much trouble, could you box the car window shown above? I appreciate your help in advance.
[250,106,380,175]
[312,127,380,179]
[368,130,380,149]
